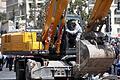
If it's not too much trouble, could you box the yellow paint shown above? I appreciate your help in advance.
[1,32,43,53]
[42,0,68,51]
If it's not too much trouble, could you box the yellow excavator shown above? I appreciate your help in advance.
[1,0,115,80]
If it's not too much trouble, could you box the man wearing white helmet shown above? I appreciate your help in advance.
[66,20,82,48]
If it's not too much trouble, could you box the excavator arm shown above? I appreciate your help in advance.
[75,0,115,75]
[41,0,69,51]
[86,0,113,32]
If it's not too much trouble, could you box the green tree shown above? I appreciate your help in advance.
[74,0,88,21]
[68,0,89,29]
[0,12,6,21]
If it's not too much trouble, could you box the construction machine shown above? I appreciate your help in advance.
[1,0,115,80]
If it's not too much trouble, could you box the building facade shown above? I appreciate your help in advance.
[111,0,120,37]
[6,0,46,29]
[0,0,6,13]
[6,0,46,23]
[5,0,47,31]
[6,0,25,20]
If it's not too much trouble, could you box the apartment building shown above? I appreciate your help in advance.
[6,0,46,21]
[6,0,24,20]
[6,0,47,31]
[88,0,120,37]
[111,0,120,37]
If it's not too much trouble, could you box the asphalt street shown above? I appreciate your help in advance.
[0,65,16,80]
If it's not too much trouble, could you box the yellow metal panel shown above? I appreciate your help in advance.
[10,42,29,51]
[2,32,37,43]
[23,32,37,42]
[11,35,23,43]
[1,32,43,54]
[2,41,43,52]
[10,32,24,43]
[2,42,29,51]
[2,35,11,43]
[28,42,43,50]
[1,43,11,51]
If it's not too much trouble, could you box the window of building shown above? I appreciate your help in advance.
[21,16,25,20]
[114,8,120,14]
[89,0,96,4]
[118,2,120,10]
[114,18,120,24]
[117,28,120,33]
[29,3,32,8]
[21,9,24,15]
[37,3,42,8]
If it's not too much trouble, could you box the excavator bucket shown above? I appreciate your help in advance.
[74,40,115,75]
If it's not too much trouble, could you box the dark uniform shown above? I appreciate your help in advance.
[0,55,4,71]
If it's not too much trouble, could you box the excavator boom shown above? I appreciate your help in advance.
[86,0,113,32]
[41,0,68,51]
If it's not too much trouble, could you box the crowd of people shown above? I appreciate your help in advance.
[107,38,120,76]
[0,55,14,71]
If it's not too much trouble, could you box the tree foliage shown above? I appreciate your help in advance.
[0,12,6,21]
[74,0,88,21]
[68,0,89,27]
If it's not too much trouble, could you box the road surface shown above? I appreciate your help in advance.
[0,65,16,80]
